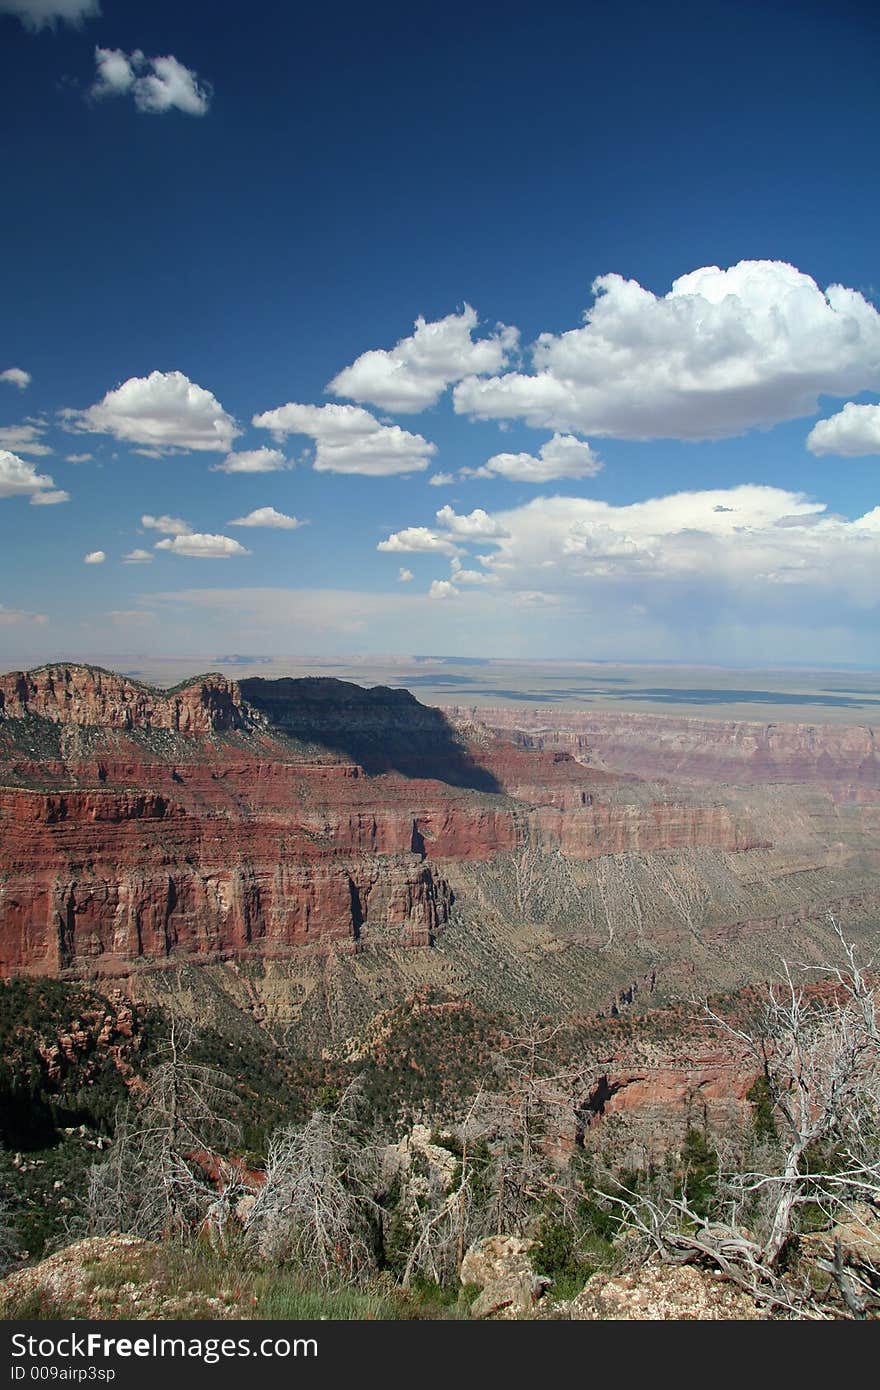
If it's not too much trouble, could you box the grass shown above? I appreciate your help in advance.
[0,1287,71,1320]
[65,1241,476,1321]
[248,1273,473,1321]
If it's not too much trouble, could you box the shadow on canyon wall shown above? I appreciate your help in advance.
[239,676,502,793]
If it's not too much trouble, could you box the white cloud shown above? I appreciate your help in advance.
[91,47,211,117]
[0,449,59,499]
[397,567,414,583]
[328,305,518,413]
[90,46,132,96]
[377,526,460,556]
[428,579,459,600]
[474,432,602,483]
[228,506,303,529]
[65,452,93,463]
[83,550,105,565]
[0,1,98,30]
[454,261,880,440]
[155,533,250,558]
[30,489,69,505]
[479,486,880,612]
[123,548,153,564]
[211,447,290,474]
[807,402,880,457]
[72,371,239,453]
[0,424,51,456]
[435,504,508,538]
[0,367,30,390]
[253,401,435,476]
[382,483,880,641]
[428,472,456,487]
[141,513,193,535]
[450,557,495,585]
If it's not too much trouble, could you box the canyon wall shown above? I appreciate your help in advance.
[0,665,250,735]
[456,706,880,796]
[1,665,877,983]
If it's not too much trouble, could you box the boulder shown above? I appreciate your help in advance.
[460,1235,552,1319]
[568,1261,760,1320]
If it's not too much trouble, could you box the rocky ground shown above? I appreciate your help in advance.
[0,1233,763,1321]
[562,1263,762,1319]
[0,1236,243,1320]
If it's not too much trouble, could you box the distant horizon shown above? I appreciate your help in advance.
[3,651,880,728]
[3,651,880,677]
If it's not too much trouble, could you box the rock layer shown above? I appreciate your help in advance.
[0,665,249,735]
[458,706,880,795]
[1,664,876,980]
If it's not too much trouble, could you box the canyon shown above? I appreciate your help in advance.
[0,663,877,1052]
[2,661,879,1280]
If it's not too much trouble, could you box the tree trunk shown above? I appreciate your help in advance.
[762,1148,803,1266]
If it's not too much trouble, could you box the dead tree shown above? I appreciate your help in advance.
[85,1016,244,1243]
[605,919,880,1317]
[479,1021,594,1236]
[397,1089,490,1291]
[243,1083,380,1286]
[704,919,879,1268]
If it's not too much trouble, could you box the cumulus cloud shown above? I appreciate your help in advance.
[211,447,290,474]
[0,367,30,390]
[470,486,880,613]
[428,472,456,487]
[450,557,496,586]
[228,506,303,529]
[123,548,153,564]
[65,452,93,463]
[155,533,250,558]
[0,1,98,30]
[397,567,414,583]
[71,371,239,453]
[435,504,508,538]
[141,513,193,535]
[0,449,60,500]
[453,261,880,440]
[91,47,211,116]
[474,433,602,483]
[83,550,105,565]
[807,402,880,457]
[0,424,51,456]
[383,484,880,640]
[253,401,435,476]
[328,305,518,413]
[428,579,459,600]
[377,526,461,556]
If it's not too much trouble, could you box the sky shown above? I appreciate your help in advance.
[1,0,878,671]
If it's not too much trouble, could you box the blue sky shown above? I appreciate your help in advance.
[1,0,878,668]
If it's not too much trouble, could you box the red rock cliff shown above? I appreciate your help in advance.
[0,665,769,978]
[456,706,880,795]
[0,665,250,735]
